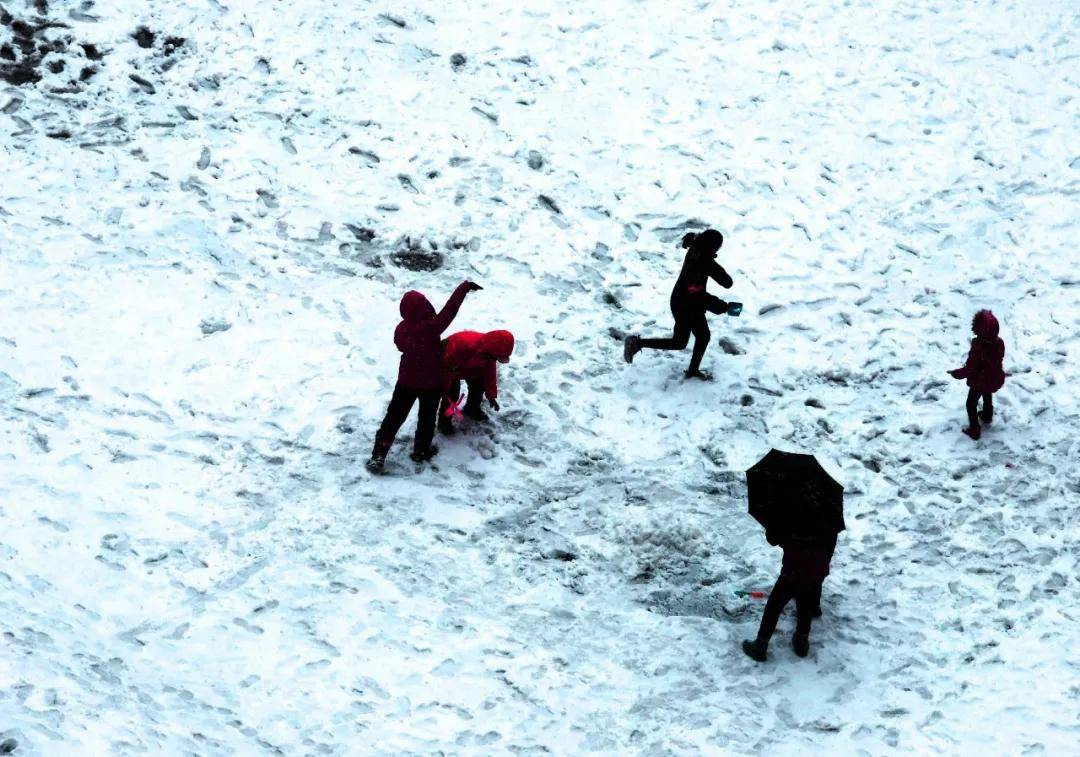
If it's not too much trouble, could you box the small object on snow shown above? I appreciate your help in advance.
[527,150,544,170]
[0,738,17,754]
[450,52,466,70]
[538,194,561,214]
[200,317,231,336]
[129,73,156,94]
[718,337,743,355]
[379,13,407,28]
[734,590,767,599]
[471,106,498,123]
[443,394,465,421]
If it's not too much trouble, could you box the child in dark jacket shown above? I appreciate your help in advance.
[742,532,836,662]
[368,281,481,472]
[623,229,739,380]
[949,309,1006,441]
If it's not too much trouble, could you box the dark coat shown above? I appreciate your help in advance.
[394,282,471,390]
[671,248,732,312]
[778,534,835,586]
[952,310,1006,393]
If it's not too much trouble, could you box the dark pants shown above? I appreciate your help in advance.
[375,384,440,454]
[439,377,484,423]
[756,576,818,643]
[966,389,993,429]
[639,297,723,374]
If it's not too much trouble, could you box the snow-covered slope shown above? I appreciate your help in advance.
[2,0,1078,753]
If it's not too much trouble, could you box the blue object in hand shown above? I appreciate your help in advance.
[726,302,743,317]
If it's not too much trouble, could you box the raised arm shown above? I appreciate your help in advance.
[709,261,733,289]
[432,281,479,334]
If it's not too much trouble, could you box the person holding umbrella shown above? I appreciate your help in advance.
[741,531,837,661]
[742,450,845,662]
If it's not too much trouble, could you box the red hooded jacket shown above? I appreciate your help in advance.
[394,282,472,389]
[952,310,1006,394]
[442,330,515,400]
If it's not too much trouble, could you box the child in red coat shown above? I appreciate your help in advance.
[368,281,481,472]
[438,329,515,434]
[949,309,1006,441]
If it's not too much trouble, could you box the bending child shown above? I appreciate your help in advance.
[439,329,515,435]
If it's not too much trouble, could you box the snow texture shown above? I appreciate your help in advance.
[1,0,1078,753]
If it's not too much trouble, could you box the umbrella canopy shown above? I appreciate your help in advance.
[746,449,845,538]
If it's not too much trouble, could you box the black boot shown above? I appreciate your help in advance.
[624,335,641,364]
[463,406,489,422]
[979,408,993,425]
[684,368,713,381]
[410,444,439,463]
[742,638,768,662]
[367,437,392,474]
[792,632,810,658]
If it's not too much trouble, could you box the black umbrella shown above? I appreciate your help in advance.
[746,449,845,539]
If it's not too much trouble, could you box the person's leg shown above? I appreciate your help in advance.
[685,312,711,376]
[371,385,418,465]
[792,584,815,657]
[756,577,794,643]
[963,387,981,439]
[639,317,692,351]
[412,389,440,459]
[810,580,824,618]
[980,392,994,424]
[463,377,488,421]
[744,577,793,661]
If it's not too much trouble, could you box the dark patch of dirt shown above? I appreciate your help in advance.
[132,26,155,49]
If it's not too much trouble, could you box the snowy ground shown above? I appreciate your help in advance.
[2,0,1078,753]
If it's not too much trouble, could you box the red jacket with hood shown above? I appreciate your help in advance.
[442,330,515,400]
[952,310,1006,394]
[394,282,472,390]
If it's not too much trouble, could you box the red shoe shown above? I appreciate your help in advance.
[962,426,981,440]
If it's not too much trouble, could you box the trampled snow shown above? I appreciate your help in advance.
[1,0,1078,753]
